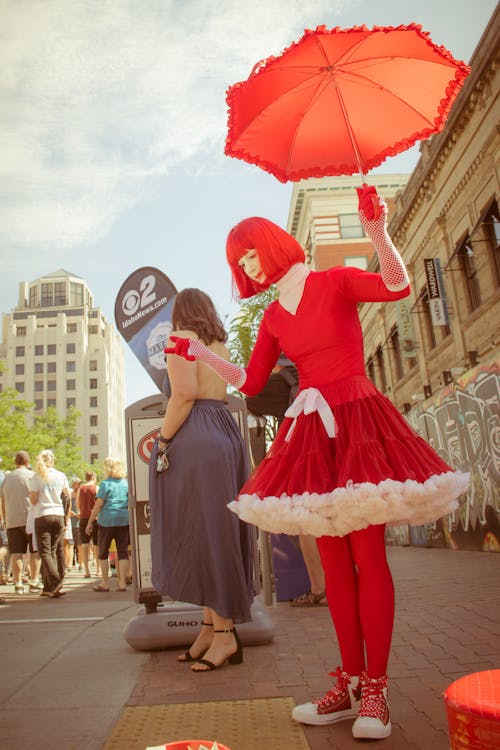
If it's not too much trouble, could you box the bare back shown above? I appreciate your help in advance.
[173,329,229,401]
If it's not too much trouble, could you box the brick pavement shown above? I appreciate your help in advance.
[129,546,500,749]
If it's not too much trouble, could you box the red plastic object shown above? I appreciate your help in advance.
[164,742,231,750]
[443,670,500,749]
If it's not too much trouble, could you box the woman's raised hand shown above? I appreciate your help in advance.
[164,335,197,361]
[165,335,246,389]
[356,184,384,223]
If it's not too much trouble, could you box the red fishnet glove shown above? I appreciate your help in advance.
[165,336,247,389]
[357,185,409,292]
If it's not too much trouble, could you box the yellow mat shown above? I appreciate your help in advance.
[103,697,309,750]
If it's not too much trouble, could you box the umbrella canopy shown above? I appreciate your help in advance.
[225,23,470,182]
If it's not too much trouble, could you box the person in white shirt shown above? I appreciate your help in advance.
[30,450,70,598]
[1,451,41,593]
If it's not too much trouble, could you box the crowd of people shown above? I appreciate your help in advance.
[0,453,130,598]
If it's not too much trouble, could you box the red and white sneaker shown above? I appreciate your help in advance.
[292,667,361,726]
[352,672,391,739]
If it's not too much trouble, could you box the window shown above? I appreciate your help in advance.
[375,346,387,392]
[390,327,404,380]
[15,364,24,375]
[47,399,56,408]
[67,323,77,333]
[89,359,98,371]
[90,396,97,408]
[41,281,66,306]
[339,213,365,239]
[366,357,376,385]
[15,346,25,356]
[34,399,43,411]
[47,380,56,391]
[35,363,43,374]
[482,200,500,285]
[458,238,481,312]
[344,255,368,270]
[34,381,43,392]
[47,344,56,355]
[15,382,25,393]
[41,283,52,307]
[90,453,98,463]
[66,379,76,390]
[47,362,56,373]
[16,326,26,336]
[90,434,98,446]
[29,286,39,307]
[35,345,43,356]
[66,361,76,372]
[66,398,76,408]
[88,325,98,335]
[70,282,83,306]
[66,343,75,354]
[90,415,98,426]
[90,378,98,389]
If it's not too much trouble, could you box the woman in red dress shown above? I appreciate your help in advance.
[166,186,469,740]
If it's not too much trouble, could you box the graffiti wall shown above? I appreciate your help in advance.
[389,355,500,552]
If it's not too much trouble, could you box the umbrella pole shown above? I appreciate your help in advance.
[336,88,366,185]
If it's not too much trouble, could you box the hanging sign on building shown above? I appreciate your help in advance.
[396,299,417,359]
[424,258,449,326]
[115,267,177,392]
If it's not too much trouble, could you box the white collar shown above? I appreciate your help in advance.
[275,263,310,314]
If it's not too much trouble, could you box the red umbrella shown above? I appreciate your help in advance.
[225,23,470,183]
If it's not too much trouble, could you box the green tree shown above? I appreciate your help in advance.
[227,288,280,445]
[0,387,33,469]
[0,375,93,479]
[227,288,277,367]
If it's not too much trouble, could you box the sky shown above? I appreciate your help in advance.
[0,0,497,406]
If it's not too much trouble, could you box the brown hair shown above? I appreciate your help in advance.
[15,451,30,467]
[172,289,228,345]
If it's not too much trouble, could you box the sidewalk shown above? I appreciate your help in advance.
[0,546,499,749]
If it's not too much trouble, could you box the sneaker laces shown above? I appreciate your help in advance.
[314,667,351,709]
[359,673,389,721]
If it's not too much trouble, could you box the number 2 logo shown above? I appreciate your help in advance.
[122,274,156,316]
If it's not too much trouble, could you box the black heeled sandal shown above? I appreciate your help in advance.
[191,627,243,671]
[177,621,213,663]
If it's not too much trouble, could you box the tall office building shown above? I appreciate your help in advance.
[0,269,126,464]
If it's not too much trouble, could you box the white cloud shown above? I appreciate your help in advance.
[0,0,351,249]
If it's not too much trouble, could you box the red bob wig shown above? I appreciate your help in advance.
[226,216,306,299]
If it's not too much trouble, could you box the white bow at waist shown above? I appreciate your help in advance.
[283,387,337,442]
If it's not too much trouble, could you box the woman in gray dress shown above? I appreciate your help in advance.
[149,288,254,671]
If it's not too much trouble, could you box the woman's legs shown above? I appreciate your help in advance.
[96,525,111,590]
[316,524,394,678]
[35,516,65,593]
[178,607,214,662]
[317,533,365,676]
[191,608,240,671]
[114,526,130,589]
[349,525,394,678]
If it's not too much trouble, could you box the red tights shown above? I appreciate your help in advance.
[316,524,394,678]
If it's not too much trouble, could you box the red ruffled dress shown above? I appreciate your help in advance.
[228,266,470,537]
